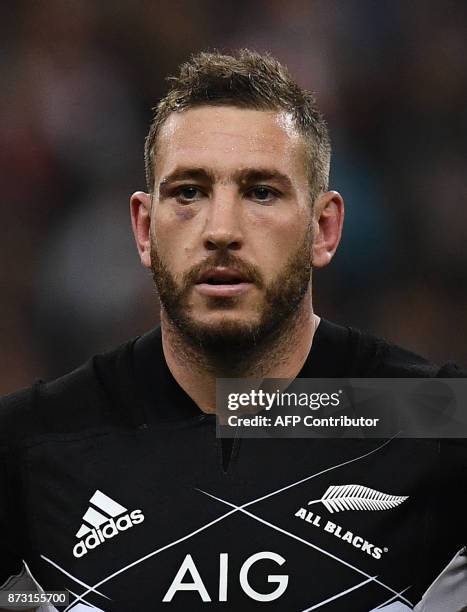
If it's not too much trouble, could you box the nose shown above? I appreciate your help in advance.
[202,190,243,251]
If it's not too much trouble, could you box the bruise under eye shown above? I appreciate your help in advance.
[175,207,195,220]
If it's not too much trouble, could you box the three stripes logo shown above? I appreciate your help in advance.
[73,490,144,558]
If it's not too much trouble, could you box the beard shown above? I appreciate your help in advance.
[150,231,313,360]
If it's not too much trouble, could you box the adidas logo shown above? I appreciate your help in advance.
[73,490,144,558]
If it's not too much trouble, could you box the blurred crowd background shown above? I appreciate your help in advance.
[1,0,466,394]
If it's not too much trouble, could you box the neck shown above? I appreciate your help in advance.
[161,294,320,413]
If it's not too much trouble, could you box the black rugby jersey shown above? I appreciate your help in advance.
[0,319,466,611]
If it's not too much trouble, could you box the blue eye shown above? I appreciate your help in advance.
[249,186,277,203]
[176,186,203,203]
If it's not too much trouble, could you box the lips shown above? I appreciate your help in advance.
[196,268,249,285]
[195,267,253,297]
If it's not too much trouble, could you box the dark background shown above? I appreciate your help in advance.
[1,0,466,394]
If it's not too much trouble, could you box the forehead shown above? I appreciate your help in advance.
[154,106,307,182]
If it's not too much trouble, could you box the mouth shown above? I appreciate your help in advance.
[195,267,254,297]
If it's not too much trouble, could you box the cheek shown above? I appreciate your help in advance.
[247,213,309,267]
[152,207,198,268]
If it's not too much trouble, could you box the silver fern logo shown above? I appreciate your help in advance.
[308,484,409,514]
[294,483,408,559]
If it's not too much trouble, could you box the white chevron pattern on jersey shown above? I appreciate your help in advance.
[75,491,127,539]
[39,604,106,612]
[68,605,106,611]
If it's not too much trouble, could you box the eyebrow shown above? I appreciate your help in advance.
[234,168,293,191]
[159,166,294,194]
[160,167,216,187]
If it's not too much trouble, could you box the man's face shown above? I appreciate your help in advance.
[149,106,314,349]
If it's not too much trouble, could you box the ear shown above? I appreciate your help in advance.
[312,190,344,268]
[130,191,152,269]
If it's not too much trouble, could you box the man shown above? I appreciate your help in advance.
[0,50,466,611]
